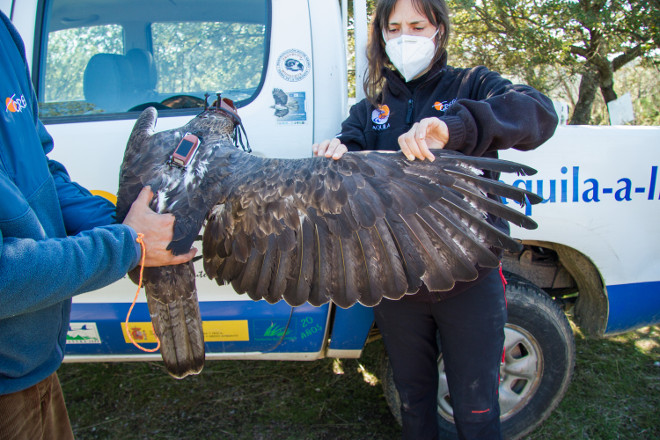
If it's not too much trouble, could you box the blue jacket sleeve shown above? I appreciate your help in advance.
[47,157,118,235]
[0,11,142,319]
[35,118,117,235]
[0,224,141,319]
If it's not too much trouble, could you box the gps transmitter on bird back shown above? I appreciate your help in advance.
[170,133,200,167]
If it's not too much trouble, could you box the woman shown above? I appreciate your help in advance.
[313,0,558,439]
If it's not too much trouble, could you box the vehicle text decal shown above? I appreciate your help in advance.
[503,165,659,215]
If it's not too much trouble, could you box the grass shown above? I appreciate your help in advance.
[59,340,398,440]
[59,324,659,440]
[527,324,659,440]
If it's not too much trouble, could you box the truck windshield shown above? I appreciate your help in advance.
[37,0,269,119]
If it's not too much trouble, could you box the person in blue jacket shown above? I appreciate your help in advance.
[314,0,557,439]
[0,11,196,439]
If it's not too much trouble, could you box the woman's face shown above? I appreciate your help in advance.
[383,0,439,42]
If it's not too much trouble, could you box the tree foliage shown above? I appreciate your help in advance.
[447,0,660,124]
[44,25,123,102]
[151,21,265,100]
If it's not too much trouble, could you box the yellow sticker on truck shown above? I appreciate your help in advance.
[122,320,249,344]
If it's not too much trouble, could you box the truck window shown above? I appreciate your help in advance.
[42,24,123,118]
[151,21,266,105]
[37,0,269,120]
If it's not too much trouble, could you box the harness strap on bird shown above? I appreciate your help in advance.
[205,92,252,153]
[124,233,161,353]
[233,121,251,153]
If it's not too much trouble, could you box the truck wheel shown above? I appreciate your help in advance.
[380,273,576,439]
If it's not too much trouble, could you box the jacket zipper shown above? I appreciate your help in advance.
[405,98,414,125]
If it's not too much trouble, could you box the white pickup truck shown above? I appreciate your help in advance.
[3,0,659,438]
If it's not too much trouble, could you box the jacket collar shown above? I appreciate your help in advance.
[383,51,448,98]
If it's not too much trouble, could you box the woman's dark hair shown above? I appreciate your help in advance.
[363,0,450,106]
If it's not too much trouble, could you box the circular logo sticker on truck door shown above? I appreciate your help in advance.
[276,49,311,82]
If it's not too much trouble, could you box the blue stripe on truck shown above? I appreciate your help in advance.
[605,281,660,334]
[66,301,330,356]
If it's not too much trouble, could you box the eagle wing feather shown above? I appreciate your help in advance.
[118,107,542,378]
[202,149,540,308]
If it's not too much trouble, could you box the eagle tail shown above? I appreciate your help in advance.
[143,264,205,379]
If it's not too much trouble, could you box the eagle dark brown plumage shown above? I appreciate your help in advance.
[116,106,541,378]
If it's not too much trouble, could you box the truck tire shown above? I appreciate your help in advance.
[380,273,576,439]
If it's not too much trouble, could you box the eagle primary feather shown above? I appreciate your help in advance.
[116,106,542,378]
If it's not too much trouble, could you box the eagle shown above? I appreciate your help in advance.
[271,88,300,118]
[115,101,541,379]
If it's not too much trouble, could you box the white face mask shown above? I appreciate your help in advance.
[384,29,439,82]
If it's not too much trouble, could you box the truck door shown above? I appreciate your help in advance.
[13,0,345,361]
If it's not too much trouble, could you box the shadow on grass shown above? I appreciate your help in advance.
[59,325,659,440]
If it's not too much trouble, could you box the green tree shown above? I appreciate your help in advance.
[448,0,659,124]
[45,25,123,102]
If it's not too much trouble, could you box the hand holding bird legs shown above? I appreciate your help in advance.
[122,187,197,267]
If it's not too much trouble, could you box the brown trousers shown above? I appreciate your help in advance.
[0,372,74,440]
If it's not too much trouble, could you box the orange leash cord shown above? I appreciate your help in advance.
[124,233,161,352]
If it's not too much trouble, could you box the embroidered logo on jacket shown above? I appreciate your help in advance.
[371,105,390,130]
[432,98,456,112]
[5,93,27,114]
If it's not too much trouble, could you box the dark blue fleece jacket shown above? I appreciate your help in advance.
[0,12,141,394]
[338,53,558,301]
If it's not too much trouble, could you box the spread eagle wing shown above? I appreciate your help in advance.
[116,106,541,378]
[202,147,541,308]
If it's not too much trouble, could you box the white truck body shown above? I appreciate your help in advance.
[501,125,660,334]
[3,0,659,436]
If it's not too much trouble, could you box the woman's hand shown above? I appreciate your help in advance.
[123,187,197,267]
[398,117,449,161]
[312,138,348,160]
